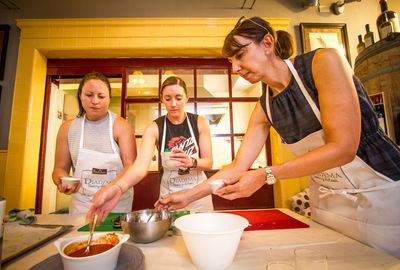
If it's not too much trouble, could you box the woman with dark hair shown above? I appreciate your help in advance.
[87,76,213,219]
[52,72,137,214]
[157,17,400,258]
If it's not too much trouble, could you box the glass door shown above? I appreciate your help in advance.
[38,58,272,214]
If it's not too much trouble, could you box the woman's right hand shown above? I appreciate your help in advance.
[86,184,123,224]
[56,176,81,195]
[155,191,191,211]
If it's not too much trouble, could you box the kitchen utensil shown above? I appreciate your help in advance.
[120,209,172,243]
[84,214,98,254]
[145,211,155,223]
[54,232,129,270]
[174,212,248,270]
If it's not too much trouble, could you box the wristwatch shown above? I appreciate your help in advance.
[264,167,277,185]
[190,158,198,169]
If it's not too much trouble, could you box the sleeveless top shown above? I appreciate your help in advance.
[154,113,201,180]
[68,112,121,171]
[260,50,400,181]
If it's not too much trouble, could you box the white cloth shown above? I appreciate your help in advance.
[159,114,213,212]
[264,59,400,258]
[69,111,133,214]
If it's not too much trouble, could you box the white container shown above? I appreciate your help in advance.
[60,177,81,189]
[175,212,249,270]
[54,233,129,270]
[208,179,226,194]
[161,151,180,170]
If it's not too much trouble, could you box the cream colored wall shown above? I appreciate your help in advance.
[4,18,293,212]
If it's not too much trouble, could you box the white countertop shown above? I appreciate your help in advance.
[3,209,400,270]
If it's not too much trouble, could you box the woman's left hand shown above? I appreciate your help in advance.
[170,148,193,168]
[215,168,266,200]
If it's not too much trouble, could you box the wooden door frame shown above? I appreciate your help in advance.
[37,58,272,213]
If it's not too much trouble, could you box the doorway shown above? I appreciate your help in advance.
[36,58,273,214]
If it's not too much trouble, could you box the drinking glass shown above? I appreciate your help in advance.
[294,247,327,270]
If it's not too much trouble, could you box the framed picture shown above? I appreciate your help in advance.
[0,25,10,81]
[299,23,351,66]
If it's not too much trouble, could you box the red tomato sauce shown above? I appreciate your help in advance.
[66,244,115,257]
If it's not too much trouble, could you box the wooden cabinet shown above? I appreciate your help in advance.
[355,35,400,144]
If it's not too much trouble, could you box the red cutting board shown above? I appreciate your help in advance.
[221,209,309,231]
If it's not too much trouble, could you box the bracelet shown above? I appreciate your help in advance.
[114,183,124,194]
[190,158,198,169]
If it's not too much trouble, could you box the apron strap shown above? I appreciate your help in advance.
[80,115,86,149]
[107,111,118,154]
[161,116,167,152]
[80,111,118,154]
[318,181,400,202]
[265,60,322,125]
[186,113,200,154]
[284,59,321,123]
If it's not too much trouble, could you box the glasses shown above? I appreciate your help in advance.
[235,16,269,33]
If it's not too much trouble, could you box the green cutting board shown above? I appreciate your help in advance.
[77,213,122,232]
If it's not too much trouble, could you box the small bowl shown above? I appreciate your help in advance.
[208,179,226,194]
[61,177,80,189]
[161,152,180,169]
[54,232,129,270]
[121,209,172,243]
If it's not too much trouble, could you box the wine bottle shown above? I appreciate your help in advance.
[357,35,365,54]
[377,0,400,40]
[364,24,376,47]
[380,13,394,39]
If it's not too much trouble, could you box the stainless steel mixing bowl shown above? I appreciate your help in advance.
[120,209,172,243]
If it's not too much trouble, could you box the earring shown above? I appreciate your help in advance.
[265,51,271,55]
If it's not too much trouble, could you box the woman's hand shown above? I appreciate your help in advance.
[155,191,191,211]
[170,148,193,168]
[86,184,123,224]
[216,168,267,200]
[56,176,81,195]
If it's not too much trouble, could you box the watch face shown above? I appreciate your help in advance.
[266,175,276,185]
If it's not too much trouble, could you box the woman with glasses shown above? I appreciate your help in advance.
[52,72,137,214]
[157,17,400,258]
[87,76,213,220]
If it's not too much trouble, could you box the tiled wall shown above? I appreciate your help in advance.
[4,17,303,212]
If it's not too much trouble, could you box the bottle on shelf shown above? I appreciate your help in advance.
[357,35,366,54]
[375,105,387,133]
[376,0,400,40]
[380,13,394,39]
[364,24,376,47]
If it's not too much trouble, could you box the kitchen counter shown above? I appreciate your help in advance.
[3,209,399,270]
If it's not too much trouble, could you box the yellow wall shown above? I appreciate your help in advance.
[270,128,310,208]
[4,17,291,211]
[0,150,7,196]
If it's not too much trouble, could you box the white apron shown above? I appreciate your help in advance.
[159,114,213,212]
[69,111,133,214]
[264,59,400,258]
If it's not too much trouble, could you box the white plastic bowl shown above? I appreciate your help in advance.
[175,212,249,270]
[161,151,180,169]
[208,179,226,194]
[54,232,129,270]
[60,177,80,189]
